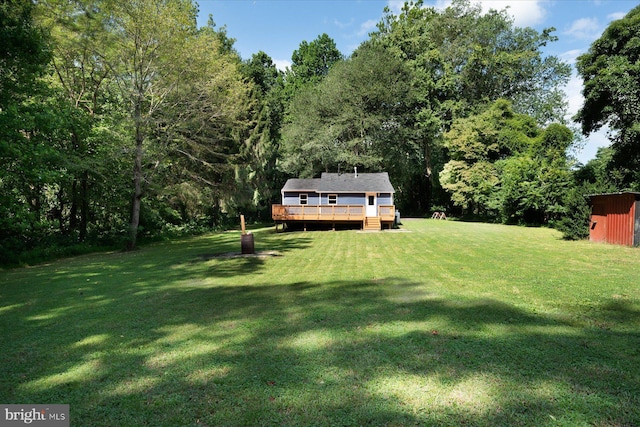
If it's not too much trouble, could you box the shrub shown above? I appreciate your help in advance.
[553,186,591,240]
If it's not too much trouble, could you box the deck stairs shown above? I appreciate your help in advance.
[363,216,381,231]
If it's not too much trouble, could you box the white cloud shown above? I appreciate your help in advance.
[386,0,406,15]
[334,18,354,30]
[434,0,453,9]
[564,72,612,164]
[358,19,378,37]
[273,59,292,72]
[560,49,584,65]
[564,17,601,40]
[607,11,626,21]
[560,66,612,164]
[565,72,584,118]
[562,10,628,46]
[476,1,547,27]
[405,0,547,27]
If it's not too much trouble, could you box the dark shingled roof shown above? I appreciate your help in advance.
[282,172,394,193]
[281,178,320,192]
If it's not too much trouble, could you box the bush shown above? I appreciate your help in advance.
[553,186,591,240]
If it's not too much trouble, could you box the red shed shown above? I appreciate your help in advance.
[589,192,640,247]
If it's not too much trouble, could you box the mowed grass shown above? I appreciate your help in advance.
[1,219,639,426]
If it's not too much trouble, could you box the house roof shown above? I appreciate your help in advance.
[281,178,319,192]
[282,172,395,193]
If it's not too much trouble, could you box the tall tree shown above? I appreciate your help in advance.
[285,33,342,95]
[155,23,251,227]
[496,123,573,224]
[36,0,117,241]
[239,51,286,219]
[574,147,623,192]
[440,100,515,215]
[575,5,640,189]
[441,100,573,224]
[0,0,50,105]
[102,0,199,249]
[372,0,571,213]
[0,0,55,261]
[290,33,342,82]
[280,43,411,178]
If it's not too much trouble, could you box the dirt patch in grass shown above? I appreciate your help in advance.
[197,251,282,261]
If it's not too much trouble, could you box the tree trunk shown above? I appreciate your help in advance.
[127,124,144,250]
[69,179,78,231]
[79,170,88,242]
[69,131,80,233]
[422,139,434,214]
[56,186,65,234]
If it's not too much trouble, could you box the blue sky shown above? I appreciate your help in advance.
[195,0,638,163]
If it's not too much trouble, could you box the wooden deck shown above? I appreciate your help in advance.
[272,204,395,229]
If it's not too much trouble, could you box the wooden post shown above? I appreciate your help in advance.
[240,214,254,254]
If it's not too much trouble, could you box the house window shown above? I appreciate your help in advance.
[299,194,308,205]
[328,194,338,205]
[368,195,375,206]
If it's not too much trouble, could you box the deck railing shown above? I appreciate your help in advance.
[272,204,395,222]
[378,205,394,220]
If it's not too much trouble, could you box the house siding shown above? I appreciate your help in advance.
[323,193,365,205]
[283,192,393,206]
[283,192,320,205]
[378,193,393,205]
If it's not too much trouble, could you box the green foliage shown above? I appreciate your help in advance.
[441,159,499,214]
[442,100,574,224]
[497,154,571,224]
[156,22,252,223]
[0,1,81,263]
[374,0,570,124]
[557,147,624,241]
[281,43,411,178]
[287,33,343,89]
[553,184,592,240]
[574,146,622,192]
[0,0,51,105]
[367,0,570,212]
[575,5,640,189]
[1,0,253,262]
[238,51,287,220]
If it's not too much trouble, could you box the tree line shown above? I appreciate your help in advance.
[1,0,638,265]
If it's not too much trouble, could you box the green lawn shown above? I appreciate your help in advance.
[1,220,639,426]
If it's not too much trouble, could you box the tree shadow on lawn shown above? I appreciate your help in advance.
[9,228,313,300]
[1,274,639,426]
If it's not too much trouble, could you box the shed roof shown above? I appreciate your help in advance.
[588,192,640,200]
[282,172,395,193]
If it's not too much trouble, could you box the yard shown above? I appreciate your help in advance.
[1,219,639,426]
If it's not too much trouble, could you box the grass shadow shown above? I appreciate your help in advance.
[1,273,638,426]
